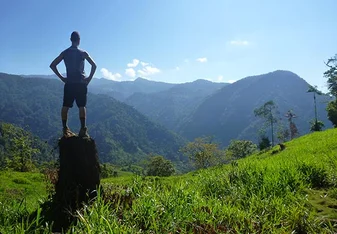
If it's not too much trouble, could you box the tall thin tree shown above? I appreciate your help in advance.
[307,85,323,131]
[285,110,298,140]
[254,101,278,146]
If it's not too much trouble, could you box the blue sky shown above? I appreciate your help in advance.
[1,0,337,90]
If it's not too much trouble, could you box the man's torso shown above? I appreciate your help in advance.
[63,46,86,83]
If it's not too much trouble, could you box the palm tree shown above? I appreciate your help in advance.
[307,85,323,131]
[285,110,298,139]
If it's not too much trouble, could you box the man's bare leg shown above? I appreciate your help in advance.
[79,107,86,128]
[79,107,89,137]
[61,106,69,128]
[62,106,75,137]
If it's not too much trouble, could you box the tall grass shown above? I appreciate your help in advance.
[1,129,337,233]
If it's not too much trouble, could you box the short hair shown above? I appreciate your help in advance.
[71,31,80,42]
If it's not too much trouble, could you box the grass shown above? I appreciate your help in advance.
[1,129,337,233]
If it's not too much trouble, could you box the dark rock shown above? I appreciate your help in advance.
[51,136,101,232]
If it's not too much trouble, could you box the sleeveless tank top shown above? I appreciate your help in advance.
[63,46,86,83]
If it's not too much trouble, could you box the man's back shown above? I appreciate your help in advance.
[63,46,86,83]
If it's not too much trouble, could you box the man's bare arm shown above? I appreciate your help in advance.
[50,53,66,83]
[84,52,97,84]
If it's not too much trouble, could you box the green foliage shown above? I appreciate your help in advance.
[0,73,185,168]
[276,123,290,143]
[310,119,325,132]
[0,122,50,171]
[146,155,175,177]
[121,164,144,175]
[2,129,337,232]
[285,110,299,140]
[327,100,337,127]
[100,163,118,178]
[324,54,337,97]
[254,100,278,146]
[307,85,323,95]
[225,140,257,159]
[258,135,271,150]
[180,137,222,169]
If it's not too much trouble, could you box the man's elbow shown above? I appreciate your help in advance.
[49,63,55,70]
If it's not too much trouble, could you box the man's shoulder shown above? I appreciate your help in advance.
[78,48,88,54]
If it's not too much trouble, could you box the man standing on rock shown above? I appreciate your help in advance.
[50,31,96,138]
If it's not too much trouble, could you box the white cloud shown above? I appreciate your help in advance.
[217,75,223,82]
[140,61,149,67]
[184,59,189,63]
[196,57,207,63]
[100,68,122,81]
[125,68,136,78]
[175,66,180,71]
[137,66,161,77]
[127,59,140,67]
[229,40,249,46]
[227,79,237,84]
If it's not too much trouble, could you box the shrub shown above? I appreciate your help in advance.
[226,140,257,159]
[146,155,175,177]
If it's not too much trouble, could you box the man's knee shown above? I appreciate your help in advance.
[62,106,70,112]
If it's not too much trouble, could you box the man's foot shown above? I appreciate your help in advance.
[63,127,76,138]
[79,127,89,138]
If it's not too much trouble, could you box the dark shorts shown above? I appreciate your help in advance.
[63,83,87,108]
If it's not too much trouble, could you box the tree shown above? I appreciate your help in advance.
[327,100,337,127]
[225,140,257,159]
[254,101,278,146]
[276,123,290,143]
[146,155,175,177]
[324,54,337,127]
[0,123,39,172]
[9,133,39,172]
[310,119,324,132]
[324,54,337,97]
[307,85,324,132]
[180,137,222,169]
[285,110,298,140]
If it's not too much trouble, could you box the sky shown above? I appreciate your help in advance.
[1,0,337,90]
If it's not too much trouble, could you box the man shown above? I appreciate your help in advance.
[50,31,97,138]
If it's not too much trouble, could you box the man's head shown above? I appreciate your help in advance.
[70,31,80,46]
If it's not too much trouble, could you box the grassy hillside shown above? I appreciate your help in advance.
[1,129,337,233]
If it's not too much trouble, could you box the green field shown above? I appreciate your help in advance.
[1,129,337,233]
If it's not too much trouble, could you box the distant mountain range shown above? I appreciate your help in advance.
[16,70,332,149]
[0,73,186,168]
[125,79,227,131]
[179,70,332,145]
[90,77,176,101]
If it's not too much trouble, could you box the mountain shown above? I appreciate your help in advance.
[21,74,58,79]
[125,79,227,131]
[0,73,186,166]
[89,77,176,101]
[179,70,332,145]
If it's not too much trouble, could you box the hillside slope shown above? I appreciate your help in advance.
[125,79,227,131]
[180,70,332,145]
[90,77,176,101]
[2,128,337,233]
[0,73,185,165]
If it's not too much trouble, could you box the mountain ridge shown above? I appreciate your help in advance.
[179,70,331,145]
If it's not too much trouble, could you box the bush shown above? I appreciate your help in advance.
[146,155,175,177]
[309,119,325,132]
[258,136,271,150]
[101,163,118,178]
[226,140,257,159]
